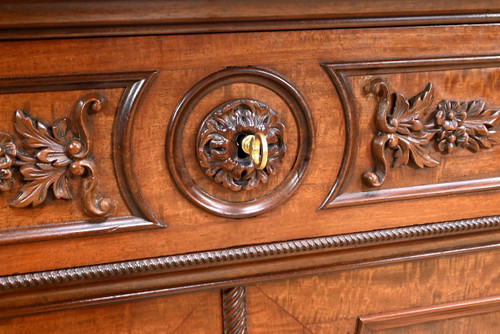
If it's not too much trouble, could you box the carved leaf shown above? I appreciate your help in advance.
[463,100,500,149]
[396,134,439,169]
[407,83,434,119]
[52,118,71,141]
[393,126,437,169]
[15,110,64,148]
[393,83,434,135]
[11,163,71,208]
[407,140,439,168]
[391,94,410,119]
[15,110,72,167]
[399,84,433,120]
[392,146,409,168]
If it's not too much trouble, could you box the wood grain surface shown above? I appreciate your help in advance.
[0,290,221,334]
[0,4,499,332]
[357,295,500,333]
[0,24,499,275]
[246,247,500,333]
[0,1,499,39]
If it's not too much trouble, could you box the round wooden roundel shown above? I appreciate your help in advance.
[166,67,313,218]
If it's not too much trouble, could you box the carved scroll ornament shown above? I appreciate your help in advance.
[197,99,286,191]
[0,93,113,216]
[363,78,500,187]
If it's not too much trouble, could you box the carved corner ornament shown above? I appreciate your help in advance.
[197,99,286,191]
[363,78,500,187]
[0,93,113,216]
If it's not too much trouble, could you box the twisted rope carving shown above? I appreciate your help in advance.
[222,287,246,334]
[1,215,499,289]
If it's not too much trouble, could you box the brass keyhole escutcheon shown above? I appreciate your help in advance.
[241,133,268,170]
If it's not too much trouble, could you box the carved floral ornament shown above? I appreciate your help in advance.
[363,78,500,187]
[197,99,286,191]
[0,93,113,216]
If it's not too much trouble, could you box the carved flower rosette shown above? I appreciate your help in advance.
[197,99,286,191]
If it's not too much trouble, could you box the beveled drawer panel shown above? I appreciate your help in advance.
[321,58,500,209]
[0,24,499,274]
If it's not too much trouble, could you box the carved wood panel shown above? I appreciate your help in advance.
[0,94,112,216]
[320,56,500,210]
[0,72,160,245]
[362,78,499,187]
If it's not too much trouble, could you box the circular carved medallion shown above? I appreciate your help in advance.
[166,67,313,218]
[197,99,286,191]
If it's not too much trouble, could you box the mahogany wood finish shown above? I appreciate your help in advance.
[197,99,286,192]
[357,296,500,333]
[0,1,499,40]
[1,94,112,216]
[246,248,500,333]
[222,287,247,334]
[166,66,313,218]
[0,1,499,333]
[0,290,222,334]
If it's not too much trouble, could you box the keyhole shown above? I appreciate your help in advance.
[236,132,251,159]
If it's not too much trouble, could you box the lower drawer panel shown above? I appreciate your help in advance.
[246,247,500,333]
[0,290,221,334]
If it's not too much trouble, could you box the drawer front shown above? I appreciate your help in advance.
[246,247,500,333]
[0,290,221,334]
[0,24,499,274]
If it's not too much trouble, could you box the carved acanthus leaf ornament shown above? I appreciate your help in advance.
[363,78,500,187]
[0,93,113,216]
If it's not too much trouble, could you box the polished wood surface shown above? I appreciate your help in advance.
[357,296,500,333]
[0,290,222,334]
[247,248,500,333]
[0,2,499,333]
[0,1,499,40]
[0,24,499,275]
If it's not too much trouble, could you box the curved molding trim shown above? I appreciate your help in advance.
[1,215,500,290]
[167,66,313,218]
[320,55,500,210]
[0,71,160,245]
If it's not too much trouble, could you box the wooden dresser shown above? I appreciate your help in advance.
[1,1,500,333]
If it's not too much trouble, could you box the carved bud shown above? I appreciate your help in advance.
[0,132,16,192]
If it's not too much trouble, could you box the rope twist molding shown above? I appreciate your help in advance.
[1,215,499,290]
